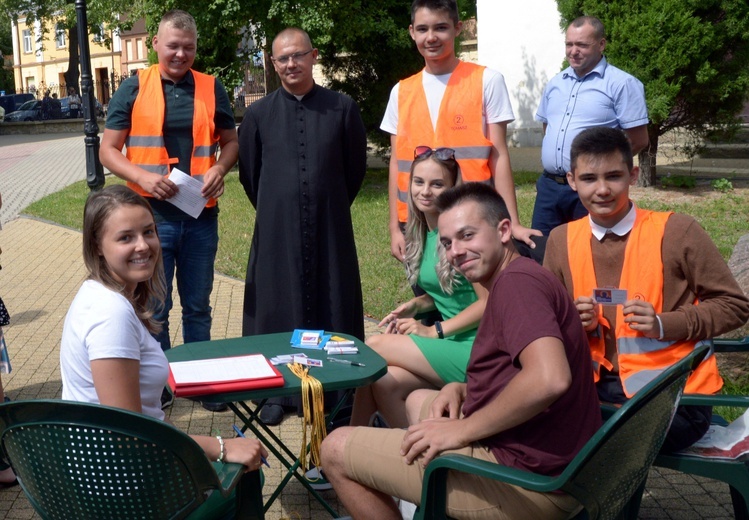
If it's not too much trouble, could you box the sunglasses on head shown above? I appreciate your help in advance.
[414,146,456,161]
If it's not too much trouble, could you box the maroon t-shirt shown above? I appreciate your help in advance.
[462,257,601,476]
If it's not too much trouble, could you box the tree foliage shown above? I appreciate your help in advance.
[556,0,749,185]
[238,0,426,149]
[0,10,15,92]
[3,0,478,148]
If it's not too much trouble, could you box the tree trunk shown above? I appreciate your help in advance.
[263,50,279,93]
[637,125,660,187]
[63,25,81,94]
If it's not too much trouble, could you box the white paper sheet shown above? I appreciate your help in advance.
[167,168,208,219]
[170,354,276,385]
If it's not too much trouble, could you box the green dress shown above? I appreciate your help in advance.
[411,229,478,383]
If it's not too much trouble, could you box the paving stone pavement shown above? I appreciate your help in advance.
[0,132,741,519]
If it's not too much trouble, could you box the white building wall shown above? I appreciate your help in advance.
[477,0,565,146]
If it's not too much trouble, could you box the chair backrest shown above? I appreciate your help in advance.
[0,400,225,520]
[558,345,710,520]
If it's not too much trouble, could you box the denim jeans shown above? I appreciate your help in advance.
[531,174,588,235]
[153,216,218,350]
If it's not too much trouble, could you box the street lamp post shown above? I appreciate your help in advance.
[75,0,105,190]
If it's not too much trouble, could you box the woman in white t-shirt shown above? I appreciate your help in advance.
[60,185,267,470]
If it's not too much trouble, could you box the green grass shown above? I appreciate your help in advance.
[23,169,749,320]
[25,169,749,401]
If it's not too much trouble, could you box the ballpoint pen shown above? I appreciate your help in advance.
[327,357,366,367]
[233,425,271,467]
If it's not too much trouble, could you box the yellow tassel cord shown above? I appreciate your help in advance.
[287,362,327,472]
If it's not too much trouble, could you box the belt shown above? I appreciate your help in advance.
[543,171,568,185]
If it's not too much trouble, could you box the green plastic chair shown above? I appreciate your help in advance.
[413,344,709,520]
[0,400,264,520]
[652,337,749,520]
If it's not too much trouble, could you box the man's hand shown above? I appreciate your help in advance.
[574,296,599,331]
[390,231,406,262]
[139,172,178,200]
[400,418,468,467]
[201,166,226,199]
[428,382,465,420]
[511,222,543,247]
[623,299,660,337]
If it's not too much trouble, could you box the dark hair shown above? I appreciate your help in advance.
[570,127,634,172]
[569,16,605,40]
[411,0,460,25]
[435,183,511,228]
[83,185,166,334]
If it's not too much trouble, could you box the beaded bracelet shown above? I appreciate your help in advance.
[216,435,225,463]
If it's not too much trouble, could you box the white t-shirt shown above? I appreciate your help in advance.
[60,279,169,421]
[380,66,515,135]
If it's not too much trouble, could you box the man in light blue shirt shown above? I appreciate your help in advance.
[533,16,648,235]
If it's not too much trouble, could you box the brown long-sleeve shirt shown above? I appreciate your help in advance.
[544,212,749,370]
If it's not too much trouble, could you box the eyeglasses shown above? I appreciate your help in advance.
[272,49,315,65]
[414,146,456,161]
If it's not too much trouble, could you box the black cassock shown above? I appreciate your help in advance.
[238,84,366,342]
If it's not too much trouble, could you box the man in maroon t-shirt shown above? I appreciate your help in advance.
[321,183,601,519]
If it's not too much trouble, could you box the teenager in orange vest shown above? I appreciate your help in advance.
[100,10,238,413]
[381,0,541,264]
[544,127,749,452]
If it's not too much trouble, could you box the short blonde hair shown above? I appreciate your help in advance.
[159,9,197,36]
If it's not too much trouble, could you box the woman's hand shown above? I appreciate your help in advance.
[390,318,435,337]
[224,437,269,472]
[379,295,436,333]
[379,300,419,333]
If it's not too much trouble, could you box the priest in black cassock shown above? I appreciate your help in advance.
[237,28,367,425]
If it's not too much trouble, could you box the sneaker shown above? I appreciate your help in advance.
[160,388,174,409]
[305,466,333,491]
[201,401,229,412]
[258,404,285,425]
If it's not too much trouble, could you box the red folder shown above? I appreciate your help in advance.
[167,354,285,398]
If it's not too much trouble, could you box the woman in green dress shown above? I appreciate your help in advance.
[351,147,487,428]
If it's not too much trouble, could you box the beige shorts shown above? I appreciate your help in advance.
[343,391,581,520]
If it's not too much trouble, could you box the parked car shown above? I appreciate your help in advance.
[4,100,41,122]
[5,97,105,122]
[0,93,34,115]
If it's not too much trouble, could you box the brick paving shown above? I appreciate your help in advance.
[0,132,740,518]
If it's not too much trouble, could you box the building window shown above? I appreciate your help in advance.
[22,29,32,53]
[136,38,144,60]
[55,24,66,48]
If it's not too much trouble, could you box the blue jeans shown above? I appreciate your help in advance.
[153,217,218,350]
[531,173,588,235]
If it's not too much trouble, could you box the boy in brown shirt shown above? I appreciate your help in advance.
[544,126,749,452]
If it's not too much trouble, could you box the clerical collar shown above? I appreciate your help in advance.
[589,203,636,240]
[280,83,317,101]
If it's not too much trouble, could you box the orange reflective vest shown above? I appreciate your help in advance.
[126,65,219,208]
[394,61,492,223]
[567,208,723,397]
